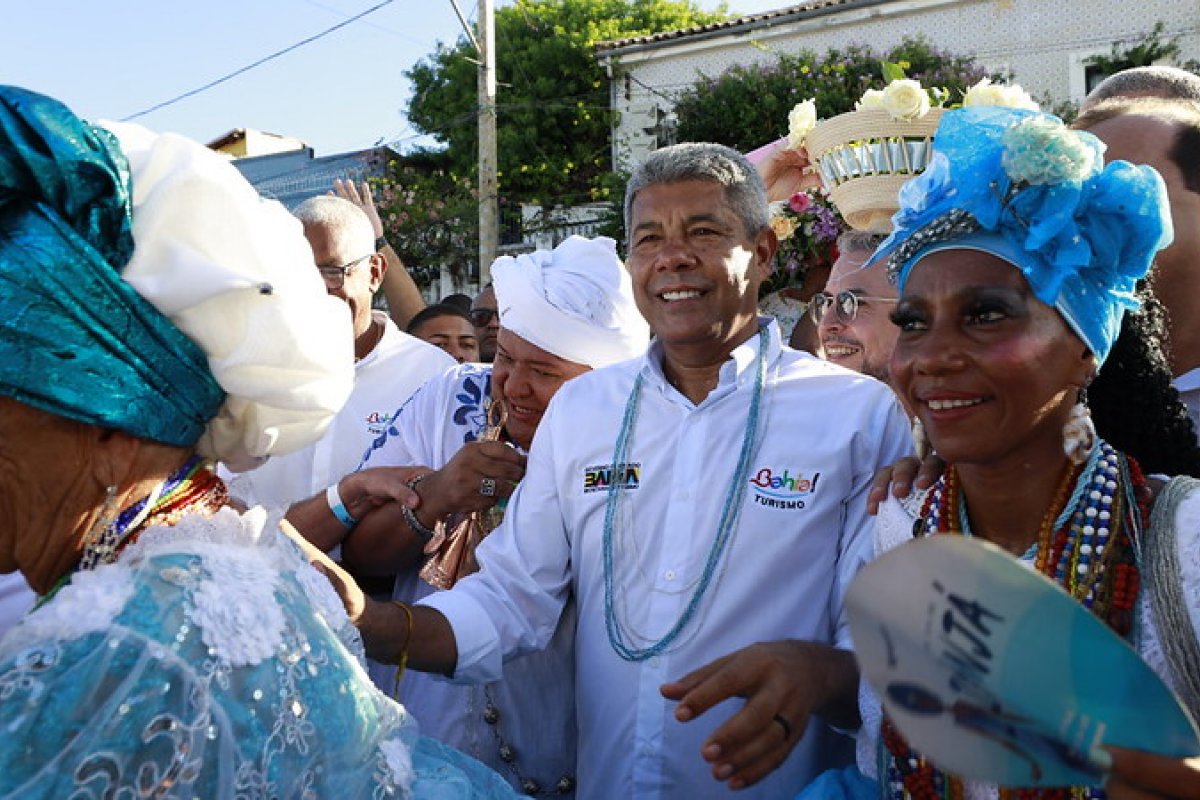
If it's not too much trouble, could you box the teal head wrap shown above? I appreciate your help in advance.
[0,86,223,445]
[873,105,1174,366]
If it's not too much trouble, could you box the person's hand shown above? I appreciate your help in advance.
[866,453,946,515]
[333,178,384,239]
[337,465,429,518]
[415,441,527,523]
[1105,746,1200,799]
[660,641,857,790]
[752,140,823,203]
[280,519,367,623]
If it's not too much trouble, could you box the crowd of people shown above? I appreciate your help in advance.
[1,63,1199,800]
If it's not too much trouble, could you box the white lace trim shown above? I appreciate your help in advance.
[1,566,134,654]
[189,549,285,668]
[379,738,415,797]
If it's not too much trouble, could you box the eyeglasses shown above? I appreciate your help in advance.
[469,307,499,327]
[317,255,371,288]
[809,291,898,325]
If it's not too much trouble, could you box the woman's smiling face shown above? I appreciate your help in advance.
[890,248,1094,468]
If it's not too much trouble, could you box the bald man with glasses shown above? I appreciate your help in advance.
[221,195,453,515]
[814,231,898,382]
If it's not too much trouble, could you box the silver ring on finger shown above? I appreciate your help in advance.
[479,477,497,497]
[772,714,792,741]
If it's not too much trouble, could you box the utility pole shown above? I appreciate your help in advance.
[477,0,498,284]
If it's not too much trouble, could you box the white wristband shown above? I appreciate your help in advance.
[325,482,357,528]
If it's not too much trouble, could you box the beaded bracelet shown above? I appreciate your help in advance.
[374,235,389,252]
[325,482,357,528]
[400,475,438,543]
[391,600,415,697]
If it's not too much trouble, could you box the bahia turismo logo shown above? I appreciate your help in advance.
[365,409,396,436]
[748,467,821,510]
[582,462,641,493]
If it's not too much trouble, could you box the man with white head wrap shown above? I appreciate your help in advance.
[291,234,648,797]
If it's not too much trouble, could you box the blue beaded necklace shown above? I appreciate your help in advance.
[602,326,768,662]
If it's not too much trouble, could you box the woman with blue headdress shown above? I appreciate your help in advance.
[0,86,517,799]
[829,106,1200,798]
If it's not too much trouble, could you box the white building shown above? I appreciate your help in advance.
[597,0,1200,172]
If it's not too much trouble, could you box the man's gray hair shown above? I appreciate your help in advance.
[624,142,769,238]
[292,195,375,253]
[1083,65,1200,110]
[837,230,888,258]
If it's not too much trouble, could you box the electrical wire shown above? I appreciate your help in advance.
[121,0,396,121]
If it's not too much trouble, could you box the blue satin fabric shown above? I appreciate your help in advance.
[0,85,223,445]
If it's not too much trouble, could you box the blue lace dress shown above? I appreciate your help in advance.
[0,505,518,799]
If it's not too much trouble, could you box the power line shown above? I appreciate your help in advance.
[121,0,396,122]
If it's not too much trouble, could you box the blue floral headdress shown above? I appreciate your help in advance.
[872,105,1173,365]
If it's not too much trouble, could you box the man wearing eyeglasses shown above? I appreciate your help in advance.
[470,284,501,362]
[812,231,898,382]
[222,195,453,513]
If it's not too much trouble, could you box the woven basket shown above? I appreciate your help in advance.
[806,108,944,233]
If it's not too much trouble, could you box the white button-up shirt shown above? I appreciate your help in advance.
[225,312,453,510]
[424,320,912,799]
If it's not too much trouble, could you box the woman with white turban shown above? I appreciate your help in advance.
[291,235,650,796]
[0,86,517,799]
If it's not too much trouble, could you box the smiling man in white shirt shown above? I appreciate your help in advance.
[338,143,912,799]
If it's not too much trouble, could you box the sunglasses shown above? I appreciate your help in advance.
[809,290,898,325]
[469,307,499,327]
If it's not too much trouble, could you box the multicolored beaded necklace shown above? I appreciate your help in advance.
[883,440,1147,800]
[78,455,228,571]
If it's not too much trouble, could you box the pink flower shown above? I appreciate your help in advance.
[788,192,812,214]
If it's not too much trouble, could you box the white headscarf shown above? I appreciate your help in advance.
[103,121,354,470]
[491,235,649,369]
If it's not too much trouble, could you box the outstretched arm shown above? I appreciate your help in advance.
[281,518,460,677]
[333,178,425,329]
[660,640,859,790]
[284,466,425,552]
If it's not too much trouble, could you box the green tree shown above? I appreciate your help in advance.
[406,0,725,209]
[1085,21,1185,76]
[674,37,992,152]
[373,150,485,286]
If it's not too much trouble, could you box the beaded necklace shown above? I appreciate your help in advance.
[883,440,1146,800]
[602,326,768,662]
[78,455,228,571]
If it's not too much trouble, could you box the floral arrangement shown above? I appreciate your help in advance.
[785,65,1039,149]
[762,187,844,297]
[1001,116,1102,185]
[778,64,1039,233]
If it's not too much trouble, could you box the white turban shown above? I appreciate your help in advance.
[103,121,354,470]
[491,235,649,369]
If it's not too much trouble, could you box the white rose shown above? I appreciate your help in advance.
[998,83,1040,111]
[786,99,818,149]
[855,89,887,111]
[963,79,1040,111]
[962,79,1006,107]
[882,79,931,121]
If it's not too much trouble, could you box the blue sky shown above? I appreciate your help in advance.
[3,0,785,156]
